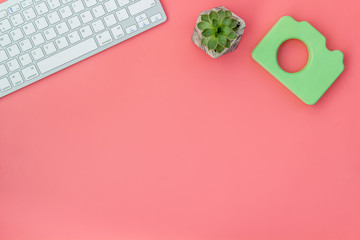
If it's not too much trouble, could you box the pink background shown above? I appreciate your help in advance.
[1,0,360,239]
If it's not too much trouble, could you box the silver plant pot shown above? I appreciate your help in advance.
[192,6,246,59]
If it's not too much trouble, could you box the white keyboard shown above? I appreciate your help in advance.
[0,0,166,98]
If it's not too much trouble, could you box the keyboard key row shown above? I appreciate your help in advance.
[1,10,162,53]
[0,72,27,91]
[0,50,31,64]
[2,26,115,69]
[2,0,155,24]
[1,4,132,34]
[37,37,97,73]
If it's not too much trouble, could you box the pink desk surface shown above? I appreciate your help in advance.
[1,0,360,239]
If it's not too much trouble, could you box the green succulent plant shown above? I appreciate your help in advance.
[197,10,239,53]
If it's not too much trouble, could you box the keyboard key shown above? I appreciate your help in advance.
[68,16,81,29]
[47,11,61,24]
[55,36,69,49]
[0,64,8,77]
[43,42,57,55]
[35,17,49,30]
[47,0,61,9]
[71,0,85,13]
[128,0,155,16]
[96,30,112,46]
[135,13,147,22]
[0,77,11,92]
[21,0,34,8]
[80,11,93,24]
[37,38,97,73]
[35,2,49,15]
[56,22,70,34]
[150,13,162,22]
[23,22,36,35]
[0,50,8,62]
[59,6,73,18]
[0,19,12,32]
[92,5,105,18]
[31,33,45,46]
[115,9,129,22]
[19,39,33,51]
[19,53,32,66]
[8,5,21,14]
[111,25,124,39]
[9,72,24,86]
[138,19,150,28]
[104,14,117,27]
[22,65,39,81]
[117,0,129,7]
[104,0,117,12]
[44,27,57,40]
[79,25,92,38]
[10,13,24,26]
[0,34,11,47]
[7,59,20,71]
[84,0,96,8]
[31,47,45,60]
[68,31,81,43]
[23,8,37,20]
[92,20,105,32]
[10,28,24,41]
[125,24,137,34]
[7,44,21,57]
[0,10,7,19]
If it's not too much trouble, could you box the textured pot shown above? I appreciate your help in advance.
[192,6,246,59]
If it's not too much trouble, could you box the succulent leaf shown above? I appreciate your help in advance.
[225,10,232,18]
[225,39,231,48]
[218,35,227,47]
[217,10,225,20]
[201,15,210,23]
[209,11,218,21]
[226,31,238,40]
[221,17,231,27]
[197,21,212,31]
[229,19,238,29]
[216,44,225,53]
[223,27,233,35]
[207,37,217,50]
[212,19,219,27]
[201,37,209,46]
[202,29,213,37]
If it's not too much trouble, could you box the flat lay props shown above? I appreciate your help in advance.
[252,16,345,105]
[1,0,360,240]
[192,6,246,58]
